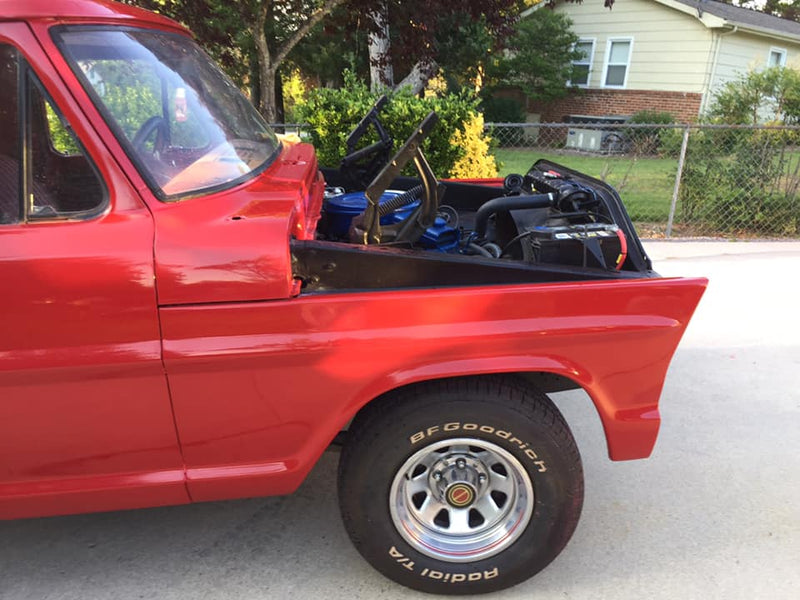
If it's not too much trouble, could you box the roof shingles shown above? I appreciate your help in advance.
[673,0,800,37]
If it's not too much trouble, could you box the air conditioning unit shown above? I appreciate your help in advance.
[565,128,604,151]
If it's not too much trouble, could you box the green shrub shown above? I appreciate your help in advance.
[481,96,525,123]
[677,127,800,234]
[659,127,685,158]
[295,71,482,177]
[481,96,525,147]
[628,110,675,155]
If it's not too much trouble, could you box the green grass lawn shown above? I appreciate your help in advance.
[492,148,679,222]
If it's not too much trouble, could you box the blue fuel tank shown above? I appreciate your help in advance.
[323,191,459,252]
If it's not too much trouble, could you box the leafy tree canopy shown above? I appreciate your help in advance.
[484,10,581,101]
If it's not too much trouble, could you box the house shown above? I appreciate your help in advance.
[524,0,800,123]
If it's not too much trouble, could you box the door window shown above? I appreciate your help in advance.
[0,43,106,225]
[0,44,20,224]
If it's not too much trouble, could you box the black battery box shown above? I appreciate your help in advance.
[524,223,622,270]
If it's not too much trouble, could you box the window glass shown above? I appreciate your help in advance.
[0,44,20,225]
[609,41,630,64]
[27,75,106,219]
[605,40,631,87]
[81,59,163,145]
[55,28,280,200]
[572,40,594,86]
[605,65,627,86]
[0,43,105,225]
[768,49,786,68]
[46,103,81,156]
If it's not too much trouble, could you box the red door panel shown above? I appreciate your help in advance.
[0,24,186,519]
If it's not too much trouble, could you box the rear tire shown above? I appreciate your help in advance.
[338,376,583,595]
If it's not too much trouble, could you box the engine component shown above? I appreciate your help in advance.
[323,190,459,253]
[521,223,625,270]
[474,193,555,239]
[352,112,442,246]
[339,95,393,190]
[525,169,601,213]
[503,173,525,195]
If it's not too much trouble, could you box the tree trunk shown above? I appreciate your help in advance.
[253,0,347,122]
[368,0,393,92]
[395,61,437,95]
[249,52,261,109]
[274,69,285,125]
[253,3,277,122]
[261,68,278,123]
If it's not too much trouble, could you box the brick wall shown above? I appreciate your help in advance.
[527,88,703,123]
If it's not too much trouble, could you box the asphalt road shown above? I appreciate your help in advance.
[1,241,798,600]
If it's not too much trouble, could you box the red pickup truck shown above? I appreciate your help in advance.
[0,0,706,594]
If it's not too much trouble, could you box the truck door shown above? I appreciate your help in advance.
[0,26,187,519]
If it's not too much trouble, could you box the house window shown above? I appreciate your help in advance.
[768,47,787,67]
[571,39,595,87]
[603,38,633,88]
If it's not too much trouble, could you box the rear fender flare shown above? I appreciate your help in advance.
[335,354,658,461]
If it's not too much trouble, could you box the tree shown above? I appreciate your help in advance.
[119,1,252,87]
[484,9,580,101]
[353,0,524,93]
[251,0,348,121]
[123,0,590,121]
[290,7,508,94]
[287,5,370,88]
[744,0,800,21]
[124,0,346,122]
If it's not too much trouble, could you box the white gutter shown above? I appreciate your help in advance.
[654,0,800,43]
[727,22,800,45]
[701,25,739,114]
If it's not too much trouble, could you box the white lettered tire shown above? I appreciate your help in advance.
[338,376,584,594]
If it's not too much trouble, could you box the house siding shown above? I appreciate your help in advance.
[518,0,800,123]
[710,31,800,100]
[553,0,713,92]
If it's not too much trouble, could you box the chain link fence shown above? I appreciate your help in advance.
[486,122,800,238]
[275,122,800,238]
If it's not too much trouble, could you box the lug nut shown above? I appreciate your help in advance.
[433,472,442,481]
[456,459,466,469]
[478,474,487,484]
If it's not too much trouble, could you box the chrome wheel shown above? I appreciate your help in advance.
[389,437,534,563]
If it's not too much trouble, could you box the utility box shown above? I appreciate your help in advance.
[564,114,629,153]
[565,128,604,150]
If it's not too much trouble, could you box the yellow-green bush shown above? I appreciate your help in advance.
[450,113,498,178]
[295,72,494,178]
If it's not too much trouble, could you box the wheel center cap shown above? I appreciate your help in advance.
[446,483,476,508]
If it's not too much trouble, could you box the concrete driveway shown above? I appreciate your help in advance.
[1,241,798,600]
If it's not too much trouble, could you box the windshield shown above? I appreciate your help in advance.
[54,28,280,200]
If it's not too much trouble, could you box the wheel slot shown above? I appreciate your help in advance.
[468,509,485,528]
[490,463,508,477]
[434,508,450,528]
[490,490,508,509]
